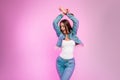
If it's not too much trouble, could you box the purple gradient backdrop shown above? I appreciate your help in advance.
[0,0,120,80]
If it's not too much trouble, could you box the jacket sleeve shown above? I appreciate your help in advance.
[53,14,63,37]
[66,13,79,35]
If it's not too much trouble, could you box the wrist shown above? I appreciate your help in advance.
[67,13,74,16]
[63,12,67,15]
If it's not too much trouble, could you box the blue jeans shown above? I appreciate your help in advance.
[56,56,75,80]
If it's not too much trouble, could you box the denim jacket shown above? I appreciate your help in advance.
[53,13,83,47]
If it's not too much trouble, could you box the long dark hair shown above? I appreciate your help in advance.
[59,19,72,34]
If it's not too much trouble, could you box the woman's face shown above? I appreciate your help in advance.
[60,22,66,34]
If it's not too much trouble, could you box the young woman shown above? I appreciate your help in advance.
[53,7,84,80]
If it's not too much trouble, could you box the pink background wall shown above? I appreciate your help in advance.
[0,0,120,80]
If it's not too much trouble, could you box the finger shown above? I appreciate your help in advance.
[66,9,69,13]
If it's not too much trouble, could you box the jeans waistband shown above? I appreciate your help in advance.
[57,56,75,61]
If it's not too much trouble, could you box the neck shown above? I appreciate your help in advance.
[64,34,70,41]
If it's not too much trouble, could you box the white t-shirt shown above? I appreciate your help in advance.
[60,40,75,59]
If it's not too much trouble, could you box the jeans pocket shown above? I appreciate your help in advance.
[68,59,75,65]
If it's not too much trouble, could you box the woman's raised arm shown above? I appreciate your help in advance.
[53,14,63,37]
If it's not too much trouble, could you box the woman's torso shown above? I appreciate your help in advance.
[59,39,75,59]
[56,33,81,47]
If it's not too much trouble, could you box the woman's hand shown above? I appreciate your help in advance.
[59,7,69,15]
